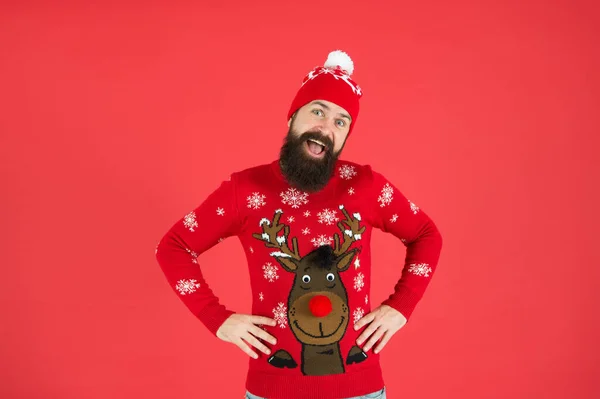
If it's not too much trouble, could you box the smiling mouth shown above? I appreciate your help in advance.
[293,316,346,338]
[305,139,328,157]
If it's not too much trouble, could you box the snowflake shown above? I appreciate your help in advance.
[378,183,394,207]
[216,207,224,216]
[175,279,200,295]
[348,187,355,195]
[280,188,309,208]
[339,164,357,180]
[303,210,311,217]
[183,211,198,232]
[249,246,254,253]
[408,263,432,277]
[287,216,295,223]
[390,214,398,223]
[354,272,365,291]
[262,262,279,282]
[317,208,339,225]
[185,248,199,264]
[353,307,365,323]
[259,292,264,301]
[247,192,266,210]
[302,228,311,235]
[273,302,288,328]
[354,257,360,269]
[311,234,333,247]
[365,295,369,305]
[409,200,420,214]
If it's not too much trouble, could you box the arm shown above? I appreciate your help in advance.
[354,167,443,353]
[154,175,243,336]
[369,167,443,320]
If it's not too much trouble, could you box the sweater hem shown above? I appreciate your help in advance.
[245,365,384,399]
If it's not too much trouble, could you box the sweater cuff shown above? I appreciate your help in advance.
[381,286,422,320]
[197,303,235,337]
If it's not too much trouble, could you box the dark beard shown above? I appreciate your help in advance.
[279,128,341,193]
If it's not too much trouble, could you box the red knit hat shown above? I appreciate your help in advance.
[287,50,363,136]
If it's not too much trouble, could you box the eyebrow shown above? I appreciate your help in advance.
[311,101,352,122]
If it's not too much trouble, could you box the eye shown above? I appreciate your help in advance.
[326,273,335,281]
[336,120,345,127]
[302,275,311,283]
[312,109,324,117]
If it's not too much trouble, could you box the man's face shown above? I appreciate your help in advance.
[279,100,352,192]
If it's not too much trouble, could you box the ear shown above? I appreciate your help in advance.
[336,249,359,272]
[275,256,298,272]
[287,117,292,128]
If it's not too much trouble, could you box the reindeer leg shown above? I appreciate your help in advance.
[267,349,297,369]
[346,345,368,365]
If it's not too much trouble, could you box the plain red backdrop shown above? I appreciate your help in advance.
[1,1,599,398]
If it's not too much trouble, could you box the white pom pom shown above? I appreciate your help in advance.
[324,50,354,76]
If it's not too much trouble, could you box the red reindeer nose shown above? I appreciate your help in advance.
[309,295,332,317]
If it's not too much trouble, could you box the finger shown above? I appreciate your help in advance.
[249,315,277,327]
[243,332,272,356]
[354,311,376,330]
[235,338,259,359]
[357,318,381,345]
[249,325,277,345]
[374,330,394,354]
[363,326,386,352]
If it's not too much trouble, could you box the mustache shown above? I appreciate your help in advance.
[299,131,334,151]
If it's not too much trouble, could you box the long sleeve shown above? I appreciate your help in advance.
[155,174,244,336]
[367,167,443,320]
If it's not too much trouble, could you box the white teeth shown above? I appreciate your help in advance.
[308,139,326,147]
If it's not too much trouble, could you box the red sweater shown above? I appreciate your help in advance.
[155,159,443,399]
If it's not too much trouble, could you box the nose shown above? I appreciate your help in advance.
[309,295,332,317]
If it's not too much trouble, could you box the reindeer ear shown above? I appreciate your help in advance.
[336,249,358,272]
[274,256,298,272]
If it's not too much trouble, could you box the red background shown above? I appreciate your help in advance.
[1,1,599,398]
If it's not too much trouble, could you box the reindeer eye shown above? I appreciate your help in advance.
[326,273,335,281]
[302,275,311,283]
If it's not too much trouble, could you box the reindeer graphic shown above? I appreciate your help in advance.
[252,206,369,376]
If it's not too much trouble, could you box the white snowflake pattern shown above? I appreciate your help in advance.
[409,200,420,214]
[365,295,369,305]
[259,292,264,301]
[280,188,309,208]
[273,302,288,328]
[183,211,198,232]
[311,234,333,247]
[390,214,398,223]
[348,187,355,195]
[354,272,365,291]
[317,208,339,225]
[408,263,432,277]
[216,207,225,216]
[175,279,200,295]
[354,257,360,269]
[303,210,311,217]
[287,216,295,223]
[378,183,394,207]
[302,228,311,235]
[339,164,357,180]
[353,307,365,323]
[249,246,254,253]
[185,248,199,264]
[262,262,279,282]
[247,192,266,210]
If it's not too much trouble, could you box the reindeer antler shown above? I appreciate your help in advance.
[333,205,366,257]
[252,209,301,261]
